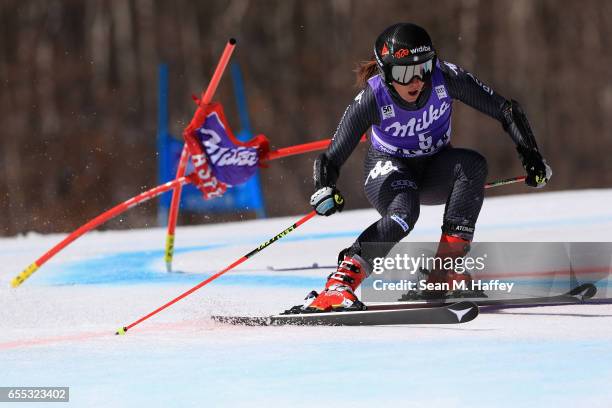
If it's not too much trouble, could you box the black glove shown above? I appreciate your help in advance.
[517,147,552,188]
[310,186,345,216]
[311,153,344,216]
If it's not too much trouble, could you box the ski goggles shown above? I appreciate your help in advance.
[390,59,433,84]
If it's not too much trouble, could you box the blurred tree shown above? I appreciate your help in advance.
[0,0,610,236]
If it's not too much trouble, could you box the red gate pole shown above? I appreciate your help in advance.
[11,177,191,288]
[164,38,237,272]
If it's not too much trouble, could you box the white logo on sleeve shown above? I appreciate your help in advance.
[435,85,448,100]
[443,61,459,75]
[381,104,395,119]
[467,73,494,95]
[354,90,364,104]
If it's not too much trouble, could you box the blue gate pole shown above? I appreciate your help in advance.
[157,63,170,226]
[230,62,266,218]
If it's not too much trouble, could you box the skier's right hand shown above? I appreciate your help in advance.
[517,147,552,188]
[310,186,345,216]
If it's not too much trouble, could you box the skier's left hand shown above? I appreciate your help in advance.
[517,147,552,188]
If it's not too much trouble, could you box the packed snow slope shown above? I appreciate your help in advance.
[1,189,611,407]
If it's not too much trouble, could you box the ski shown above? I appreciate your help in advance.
[211,301,478,326]
[478,283,598,312]
[365,283,598,312]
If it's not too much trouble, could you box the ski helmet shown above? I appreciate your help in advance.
[374,23,436,85]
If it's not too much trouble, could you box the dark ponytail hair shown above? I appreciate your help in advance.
[354,58,379,88]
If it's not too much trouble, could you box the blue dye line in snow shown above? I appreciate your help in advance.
[41,246,323,287]
[34,231,362,287]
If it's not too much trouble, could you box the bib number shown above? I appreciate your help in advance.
[418,133,432,150]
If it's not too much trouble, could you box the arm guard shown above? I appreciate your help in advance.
[501,99,539,151]
[501,100,552,187]
[313,153,340,189]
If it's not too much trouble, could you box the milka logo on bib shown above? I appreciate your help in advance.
[384,101,450,138]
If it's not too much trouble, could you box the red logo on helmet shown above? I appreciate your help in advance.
[381,43,389,56]
[394,48,410,58]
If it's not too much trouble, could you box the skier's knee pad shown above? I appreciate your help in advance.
[462,150,488,181]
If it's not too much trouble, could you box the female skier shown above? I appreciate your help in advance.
[304,23,552,311]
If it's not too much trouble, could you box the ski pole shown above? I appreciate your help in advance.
[484,176,526,189]
[116,210,317,335]
[164,38,238,272]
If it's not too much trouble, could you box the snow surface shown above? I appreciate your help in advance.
[1,189,612,407]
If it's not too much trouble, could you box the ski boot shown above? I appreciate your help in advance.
[421,267,474,299]
[301,254,370,312]
[420,234,484,299]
